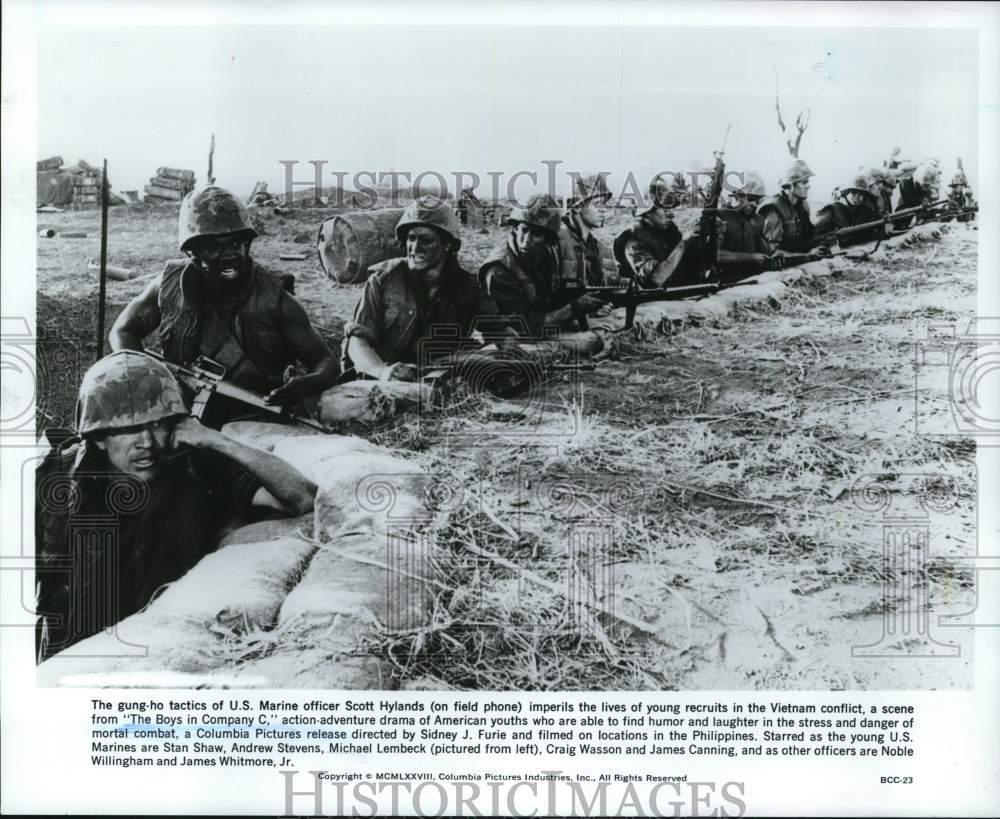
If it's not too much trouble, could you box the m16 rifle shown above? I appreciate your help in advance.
[698,123,732,277]
[812,198,949,248]
[146,351,332,433]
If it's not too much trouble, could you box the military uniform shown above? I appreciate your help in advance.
[343,256,507,373]
[612,216,683,285]
[759,192,814,254]
[559,214,607,288]
[158,259,296,394]
[479,237,566,338]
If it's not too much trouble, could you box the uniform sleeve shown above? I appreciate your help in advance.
[623,238,660,285]
[481,264,545,337]
[470,287,520,344]
[343,277,384,346]
[191,450,261,517]
[760,209,784,255]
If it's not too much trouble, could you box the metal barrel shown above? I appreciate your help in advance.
[316,207,405,284]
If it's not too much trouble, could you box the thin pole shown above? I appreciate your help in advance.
[95,159,109,362]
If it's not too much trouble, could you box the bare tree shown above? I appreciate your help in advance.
[773,67,810,157]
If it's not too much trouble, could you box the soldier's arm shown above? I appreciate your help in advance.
[265,294,339,404]
[342,279,416,381]
[759,210,784,255]
[173,418,316,516]
[622,238,660,286]
[109,278,162,351]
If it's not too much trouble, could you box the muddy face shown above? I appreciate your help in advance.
[405,225,447,272]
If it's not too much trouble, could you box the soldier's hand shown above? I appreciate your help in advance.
[170,416,216,451]
[768,253,785,271]
[575,294,608,313]
[380,362,419,382]
[266,376,311,406]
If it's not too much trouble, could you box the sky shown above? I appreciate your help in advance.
[37,23,979,207]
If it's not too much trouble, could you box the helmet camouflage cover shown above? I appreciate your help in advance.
[735,170,766,198]
[507,193,562,238]
[179,185,257,252]
[395,195,462,247]
[77,351,188,436]
[842,172,877,198]
[781,158,815,186]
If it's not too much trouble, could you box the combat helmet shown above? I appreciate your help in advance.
[735,170,766,198]
[841,172,877,200]
[179,185,257,252]
[781,158,815,187]
[949,171,968,188]
[567,174,612,209]
[77,351,188,436]
[507,193,562,239]
[395,195,461,248]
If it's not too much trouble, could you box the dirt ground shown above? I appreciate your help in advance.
[35,203,978,690]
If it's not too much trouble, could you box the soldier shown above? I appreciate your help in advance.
[813,172,886,245]
[110,185,338,425]
[945,169,976,222]
[759,158,815,254]
[612,173,685,286]
[343,196,517,382]
[479,193,604,336]
[559,176,612,288]
[715,170,771,282]
[35,351,316,661]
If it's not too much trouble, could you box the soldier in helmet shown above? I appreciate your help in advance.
[479,193,604,336]
[945,169,976,222]
[612,173,685,286]
[813,171,886,245]
[110,184,338,424]
[559,176,612,289]
[714,170,772,282]
[35,351,316,661]
[759,158,816,254]
[343,196,517,382]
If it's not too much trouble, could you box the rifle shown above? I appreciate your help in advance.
[420,348,595,399]
[698,123,732,276]
[565,280,725,332]
[927,204,978,223]
[812,198,949,247]
[146,351,332,433]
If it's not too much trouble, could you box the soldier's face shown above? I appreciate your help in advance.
[846,191,864,207]
[190,233,251,282]
[791,179,810,200]
[406,226,447,272]
[514,223,550,257]
[95,418,175,482]
[578,199,605,229]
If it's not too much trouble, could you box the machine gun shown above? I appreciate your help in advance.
[146,351,332,433]
[565,280,729,332]
[812,198,949,248]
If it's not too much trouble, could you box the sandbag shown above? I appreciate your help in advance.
[149,538,318,632]
[317,381,430,424]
